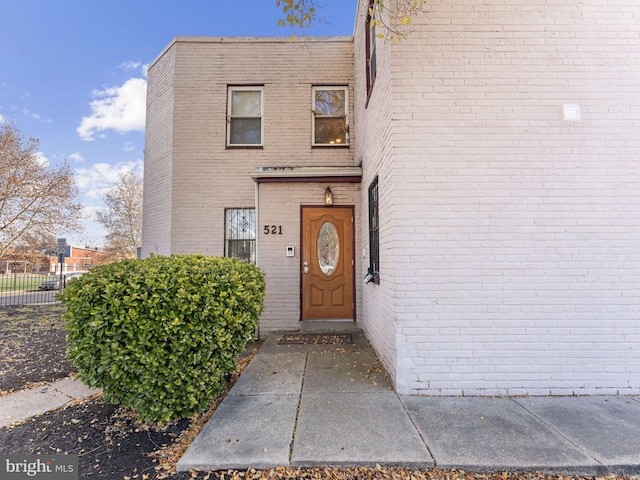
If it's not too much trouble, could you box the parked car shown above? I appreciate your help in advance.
[38,272,86,290]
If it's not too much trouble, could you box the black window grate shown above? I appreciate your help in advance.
[368,176,379,276]
[225,208,256,264]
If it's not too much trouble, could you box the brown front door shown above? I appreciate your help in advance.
[301,207,354,320]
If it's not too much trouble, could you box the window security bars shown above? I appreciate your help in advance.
[368,176,379,278]
[225,208,256,264]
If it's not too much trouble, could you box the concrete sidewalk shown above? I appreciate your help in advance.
[179,326,640,476]
[0,377,101,426]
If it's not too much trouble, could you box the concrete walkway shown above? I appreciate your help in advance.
[0,377,101,426]
[179,326,640,476]
[2,327,639,476]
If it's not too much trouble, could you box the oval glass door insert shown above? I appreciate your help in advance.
[317,222,340,276]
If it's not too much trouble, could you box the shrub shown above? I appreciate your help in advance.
[60,254,265,424]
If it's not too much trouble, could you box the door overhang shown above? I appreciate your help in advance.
[249,166,362,184]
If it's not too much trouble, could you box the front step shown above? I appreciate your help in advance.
[298,320,359,333]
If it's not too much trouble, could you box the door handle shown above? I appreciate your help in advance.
[303,261,309,274]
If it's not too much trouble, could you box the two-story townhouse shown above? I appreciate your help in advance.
[143,0,640,396]
[142,37,362,334]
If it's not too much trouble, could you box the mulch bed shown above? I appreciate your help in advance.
[0,305,261,479]
[0,304,74,394]
[0,305,625,480]
[0,396,188,478]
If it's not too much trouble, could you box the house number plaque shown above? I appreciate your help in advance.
[263,225,283,235]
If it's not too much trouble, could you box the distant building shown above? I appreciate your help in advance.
[44,246,105,274]
[0,246,105,275]
[142,0,640,396]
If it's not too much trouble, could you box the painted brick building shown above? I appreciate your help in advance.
[143,0,640,396]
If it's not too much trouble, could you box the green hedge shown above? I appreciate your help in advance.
[60,254,265,424]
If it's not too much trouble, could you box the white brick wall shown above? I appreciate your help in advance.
[355,0,640,395]
[142,44,175,257]
[353,10,401,382]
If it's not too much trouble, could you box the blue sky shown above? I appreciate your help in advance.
[0,0,358,247]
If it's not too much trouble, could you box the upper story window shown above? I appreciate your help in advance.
[365,1,377,99]
[228,87,263,146]
[312,87,349,146]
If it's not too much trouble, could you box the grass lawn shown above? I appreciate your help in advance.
[0,274,49,293]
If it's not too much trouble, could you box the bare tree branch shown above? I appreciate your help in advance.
[96,171,143,262]
[0,122,83,259]
[276,0,425,40]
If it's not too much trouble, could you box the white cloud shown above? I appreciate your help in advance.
[82,205,101,223]
[69,152,84,163]
[123,142,136,152]
[35,152,49,167]
[22,108,41,120]
[77,77,147,141]
[119,61,149,78]
[119,60,141,71]
[70,158,144,247]
[75,160,143,200]
[22,108,52,123]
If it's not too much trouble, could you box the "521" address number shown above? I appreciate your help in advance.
[263,225,283,235]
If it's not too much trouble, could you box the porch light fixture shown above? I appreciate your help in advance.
[325,186,333,206]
